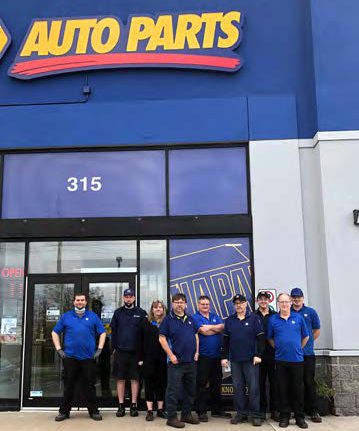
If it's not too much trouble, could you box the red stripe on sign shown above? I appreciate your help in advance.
[11,52,240,76]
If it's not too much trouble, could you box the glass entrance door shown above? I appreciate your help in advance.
[22,273,136,408]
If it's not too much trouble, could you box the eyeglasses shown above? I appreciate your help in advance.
[278,301,291,304]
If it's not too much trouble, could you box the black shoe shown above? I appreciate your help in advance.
[167,418,185,428]
[180,414,200,424]
[55,412,69,422]
[157,409,168,419]
[212,411,232,419]
[230,416,248,424]
[271,411,280,422]
[252,418,262,427]
[130,404,139,417]
[146,411,154,421]
[310,412,322,423]
[90,411,102,421]
[198,413,208,422]
[279,419,289,428]
[295,418,308,429]
[116,405,126,417]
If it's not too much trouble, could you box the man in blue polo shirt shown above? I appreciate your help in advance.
[52,293,106,422]
[221,294,265,427]
[267,293,309,429]
[192,295,230,422]
[290,288,322,423]
[159,293,199,428]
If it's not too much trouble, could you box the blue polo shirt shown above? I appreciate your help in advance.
[159,312,198,363]
[267,312,309,362]
[53,309,105,360]
[292,305,320,356]
[224,311,264,362]
[192,311,223,359]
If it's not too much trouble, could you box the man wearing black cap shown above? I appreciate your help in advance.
[255,291,279,421]
[110,288,146,418]
[221,294,265,426]
[290,288,322,423]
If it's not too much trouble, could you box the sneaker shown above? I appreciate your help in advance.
[295,418,308,429]
[279,418,289,428]
[146,411,154,421]
[157,409,168,419]
[55,412,69,422]
[90,412,102,421]
[181,414,200,424]
[310,412,322,423]
[230,416,248,425]
[130,404,139,417]
[252,418,262,427]
[167,418,185,428]
[116,404,126,417]
[212,411,232,418]
[198,413,209,422]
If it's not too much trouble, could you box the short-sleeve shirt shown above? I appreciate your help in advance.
[159,312,198,363]
[292,305,320,356]
[53,309,105,360]
[192,311,223,359]
[267,312,309,362]
[224,311,264,362]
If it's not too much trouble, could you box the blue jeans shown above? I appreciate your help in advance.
[231,361,260,419]
[166,362,197,420]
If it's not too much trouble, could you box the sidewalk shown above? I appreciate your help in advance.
[0,412,358,431]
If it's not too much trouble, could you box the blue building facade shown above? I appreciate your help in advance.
[0,0,358,414]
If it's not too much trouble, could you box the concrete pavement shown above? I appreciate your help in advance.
[0,412,358,431]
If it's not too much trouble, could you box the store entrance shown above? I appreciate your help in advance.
[22,273,136,408]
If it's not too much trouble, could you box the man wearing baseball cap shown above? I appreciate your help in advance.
[255,291,279,421]
[221,294,265,426]
[290,288,322,423]
[110,288,147,418]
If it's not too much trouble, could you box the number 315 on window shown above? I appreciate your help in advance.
[66,176,102,192]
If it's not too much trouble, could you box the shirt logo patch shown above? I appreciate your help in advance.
[245,322,249,326]
[86,318,89,321]
[304,314,308,317]
[189,321,192,325]
[291,320,296,324]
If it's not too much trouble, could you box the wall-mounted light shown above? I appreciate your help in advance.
[353,210,359,225]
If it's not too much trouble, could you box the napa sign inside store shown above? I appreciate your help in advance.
[0,11,243,79]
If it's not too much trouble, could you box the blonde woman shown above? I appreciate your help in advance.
[138,300,168,421]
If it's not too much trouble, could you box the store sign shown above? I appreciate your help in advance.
[7,11,243,79]
[0,18,11,60]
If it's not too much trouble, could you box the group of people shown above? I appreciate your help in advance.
[51,286,322,430]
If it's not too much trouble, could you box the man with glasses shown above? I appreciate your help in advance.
[159,293,200,428]
[290,288,322,423]
[192,295,231,422]
[267,293,309,429]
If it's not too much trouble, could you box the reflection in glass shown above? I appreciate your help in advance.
[0,242,25,399]
[89,282,129,398]
[30,283,74,398]
[140,240,167,313]
[29,241,137,274]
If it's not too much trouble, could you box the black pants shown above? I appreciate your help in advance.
[304,355,318,414]
[166,362,197,420]
[144,361,167,403]
[275,360,304,420]
[259,360,278,415]
[196,356,223,414]
[59,358,98,415]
